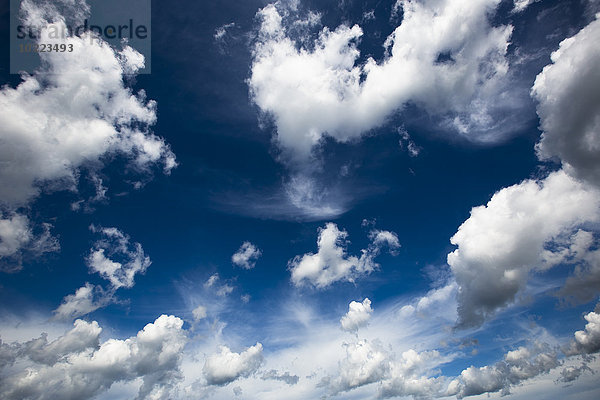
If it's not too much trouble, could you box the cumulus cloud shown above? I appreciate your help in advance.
[203,343,264,385]
[53,226,151,320]
[379,349,445,399]
[86,226,151,289]
[330,339,391,392]
[231,242,262,270]
[565,308,600,355]
[249,0,516,167]
[448,342,560,398]
[0,18,175,208]
[532,15,600,187]
[0,315,187,400]
[326,337,444,398]
[368,229,401,255]
[447,170,600,328]
[288,223,399,288]
[0,1,175,265]
[340,298,373,332]
[52,283,111,321]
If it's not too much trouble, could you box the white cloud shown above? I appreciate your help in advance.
[398,128,421,157]
[0,315,187,400]
[532,15,600,187]
[53,226,151,320]
[232,242,262,270]
[193,305,208,322]
[52,283,111,321]
[327,337,445,398]
[203,343,264,385]
[0,213,59,272]
[87,226,151,289]
[0,213,32,260]
[214,22,235,41]
[205,273,220,288]
[329,338,391,393]
[216,284,235,297]
[565,308,600,355]
[368,229,401,255]
[340,298,373,332]
[288,223,399,289]
[0,18,175,208]
[0,1,175,266]
[447,170,600,327]
[249,0,515,167]
[448,342,560,398]
[512,0,541,13]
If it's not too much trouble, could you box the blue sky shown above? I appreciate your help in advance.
[1,0,600,398]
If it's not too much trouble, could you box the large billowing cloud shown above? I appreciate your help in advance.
[532,15,600,188]
[0,315,187,400]
[249,0,515,166]
[288,223,399,288]
[203,343,264,385]
[0,21,175,208]
[0,1,176,266]
[445,13,600,329]
[326,337,445,398]
[447,170,600,328]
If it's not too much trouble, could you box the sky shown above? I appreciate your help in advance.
[1,0,600,399]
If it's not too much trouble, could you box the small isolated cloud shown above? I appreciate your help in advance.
[203,273,235,298]
[232,242,262,270]
[288,223,399,289]
[192,305,208,321]
[398,128,421,157]
[216,284,234,297]
[205,273,220,288]
[87,226,151,289]
[512,0,541,13]
[368,230,401,255]
[0,315,187,400]
[214,22,235,41]
[340,298,373,332]
[203,343,264,385]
